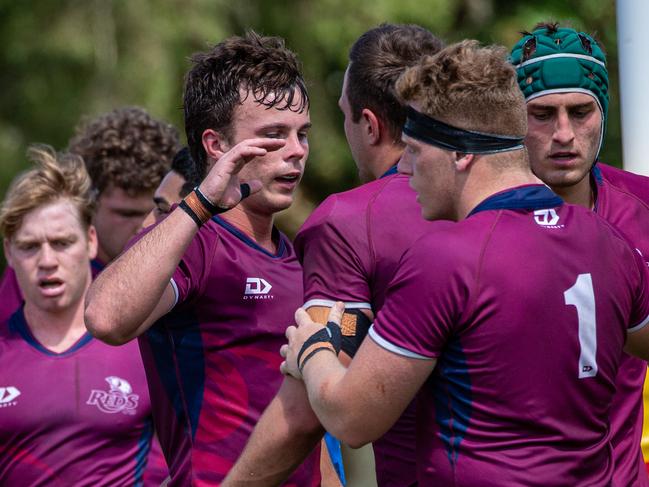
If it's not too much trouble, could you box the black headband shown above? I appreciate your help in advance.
[403,107,525,154]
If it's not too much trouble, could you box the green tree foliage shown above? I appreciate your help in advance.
[0,0,617,267]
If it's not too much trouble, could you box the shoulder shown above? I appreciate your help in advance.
[597,162,649,207]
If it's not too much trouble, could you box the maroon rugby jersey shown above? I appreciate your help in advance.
[371,185,649,486]
[0,308,157,486]
[138,215,320,486]
[295,170,452,486]
[593,163,649,486]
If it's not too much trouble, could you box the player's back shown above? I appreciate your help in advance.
[421,203,643,486]
[371,186,649,486]
[296,172,451,485]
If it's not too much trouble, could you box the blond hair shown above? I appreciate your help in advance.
[396,40,527,137]
[0,145,95,239]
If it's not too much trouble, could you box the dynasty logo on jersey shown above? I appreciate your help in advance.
[244,277,274,300]
[86,376,139,415]
[533,209,563,228]
[0,386,20,408]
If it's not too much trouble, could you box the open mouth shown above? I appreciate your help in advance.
[38,277,64,295]
[275,173,300,183]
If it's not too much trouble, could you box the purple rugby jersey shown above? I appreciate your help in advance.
[370,184,649,487]
[138,215,320,486]
[593,163,649,486]
[0,308,156,486]
[295,171,452,486]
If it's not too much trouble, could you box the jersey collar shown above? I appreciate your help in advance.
[468,184,563,217]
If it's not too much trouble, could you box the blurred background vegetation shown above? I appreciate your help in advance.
[0,0,618,269]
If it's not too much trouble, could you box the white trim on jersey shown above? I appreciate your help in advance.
[170,278,179,308]
[303,299,373,310]
[628,313,649,333]
[368,325,433,360]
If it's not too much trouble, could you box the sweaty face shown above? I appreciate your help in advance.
[230,90,311,216]
[525,92,602,195]
[339,67,372,183]
[93,185,155,262]
[4,199,97,315]
[398,132,456,221]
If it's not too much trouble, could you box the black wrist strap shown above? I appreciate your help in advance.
[297,321,342,373]
[195,184,253,216]
[179,199,204,227]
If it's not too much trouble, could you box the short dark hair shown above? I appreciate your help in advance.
[68,106,180,196]
[183,31,309,179]
[171,147,200,198]
[347,24,445,143]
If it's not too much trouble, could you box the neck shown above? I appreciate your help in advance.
[23,295,88,354]
[369,144,403,180]
[96,244,111,266]
[221,205,277,253]
[458,163,542,220]
[549,175,594,209]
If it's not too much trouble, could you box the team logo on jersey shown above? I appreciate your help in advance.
[86,376,139,415]
[0,386,20,408]
[244,277,274,300]
[533,209,563,228]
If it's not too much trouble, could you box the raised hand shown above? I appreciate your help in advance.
[198,138,286,210]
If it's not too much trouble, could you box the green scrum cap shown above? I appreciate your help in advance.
[510,25,609,155]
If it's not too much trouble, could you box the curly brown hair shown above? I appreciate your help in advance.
[183,31,309,179]
[1,145,95,239]
[396,40,526,138]
[67,106,180,196]
[347,24,445,143]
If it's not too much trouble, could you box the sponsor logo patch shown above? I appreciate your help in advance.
[87,376,139,415]
[244,277,274,300]
[0,386,20,408]
[533,209,563,228]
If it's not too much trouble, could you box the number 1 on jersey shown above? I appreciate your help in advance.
[564,273,598,379]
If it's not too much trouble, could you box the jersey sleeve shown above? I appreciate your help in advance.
[171,223,219,307]
[627,247,649,333]
[369,233,469,359]
[294,195,373,311]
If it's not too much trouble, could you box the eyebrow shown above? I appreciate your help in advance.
[256,122,313,133]
[529,101,596,110]
[153,196,170,206]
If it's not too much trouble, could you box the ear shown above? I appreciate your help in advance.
[202,129,230,166]
[3,238,13,268]
[361,108,381,146]
[86,225,98,261]
[454,153,474,172]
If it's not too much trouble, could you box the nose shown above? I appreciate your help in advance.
[552,109,575,145]
[283,132,307,161]
[397,154,413,176]
[38,244,58,270]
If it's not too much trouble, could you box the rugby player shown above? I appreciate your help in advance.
[143,146,200,227]
[282,40,649,486]
[85,32,319,485]
[225,23,445,486]
[0,146,160,486]
[0,106,179,324]
[510,23,649,485]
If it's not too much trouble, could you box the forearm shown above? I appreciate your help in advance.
[224,377,324,486]
[85,208,198,343]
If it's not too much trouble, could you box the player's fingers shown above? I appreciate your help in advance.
[279,344,289,358]
[295,307,312,327]
[279,360,288,375]
[327,301,345,326]
[285,325,297,340]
